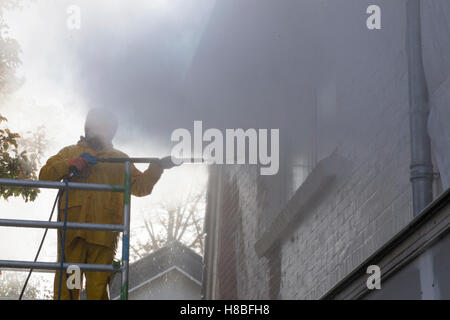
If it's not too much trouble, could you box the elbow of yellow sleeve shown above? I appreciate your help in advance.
[149,163,164,178]
[132,165,163,197]
[38,167,50,181]
[132,184,155,197]
[39,161,69,181]
[146,164,164,185]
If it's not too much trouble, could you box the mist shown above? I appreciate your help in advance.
[2,0,402,164]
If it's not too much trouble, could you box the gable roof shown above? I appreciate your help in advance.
[110,240,203,296]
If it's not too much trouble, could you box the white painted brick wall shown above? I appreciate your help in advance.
[205,0,449,300]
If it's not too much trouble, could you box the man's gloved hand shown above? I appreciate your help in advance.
[80,153,98,164]
[68,153,97,174]
[157,156,181,170]
[68,157,88,173]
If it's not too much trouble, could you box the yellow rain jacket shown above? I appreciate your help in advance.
[39,139,163,251]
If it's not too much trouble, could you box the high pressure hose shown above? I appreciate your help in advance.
[57,179,71,300]
[18,188,62,300]
[19,171,80,300]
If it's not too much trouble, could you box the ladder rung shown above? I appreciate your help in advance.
[0,218,124,232]
[0,178,125,192]
[0,260,120,272]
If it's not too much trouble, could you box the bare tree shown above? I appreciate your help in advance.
[130,186,206,261]
[0,271,53,300]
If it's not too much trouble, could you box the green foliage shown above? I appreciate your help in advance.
[0,1,42,202]
[0,114,42,201]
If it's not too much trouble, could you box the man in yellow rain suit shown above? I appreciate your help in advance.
[39,108,169,300]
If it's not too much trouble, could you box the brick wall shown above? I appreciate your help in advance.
[201,0,450,300]
[216,173,239,299]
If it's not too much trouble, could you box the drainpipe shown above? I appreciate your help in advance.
[406,0,433,216]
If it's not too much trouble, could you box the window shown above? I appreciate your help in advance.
[290,77,338,195]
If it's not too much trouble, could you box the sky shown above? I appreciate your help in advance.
[0,0,213,295]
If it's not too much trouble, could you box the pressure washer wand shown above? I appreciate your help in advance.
[98,157,162,164]
[97,157,206,165]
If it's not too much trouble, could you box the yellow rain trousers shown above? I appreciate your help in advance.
[54,236,114,300]
[39,140,163,300]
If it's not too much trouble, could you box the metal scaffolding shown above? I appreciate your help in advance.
[0,160,133,300]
